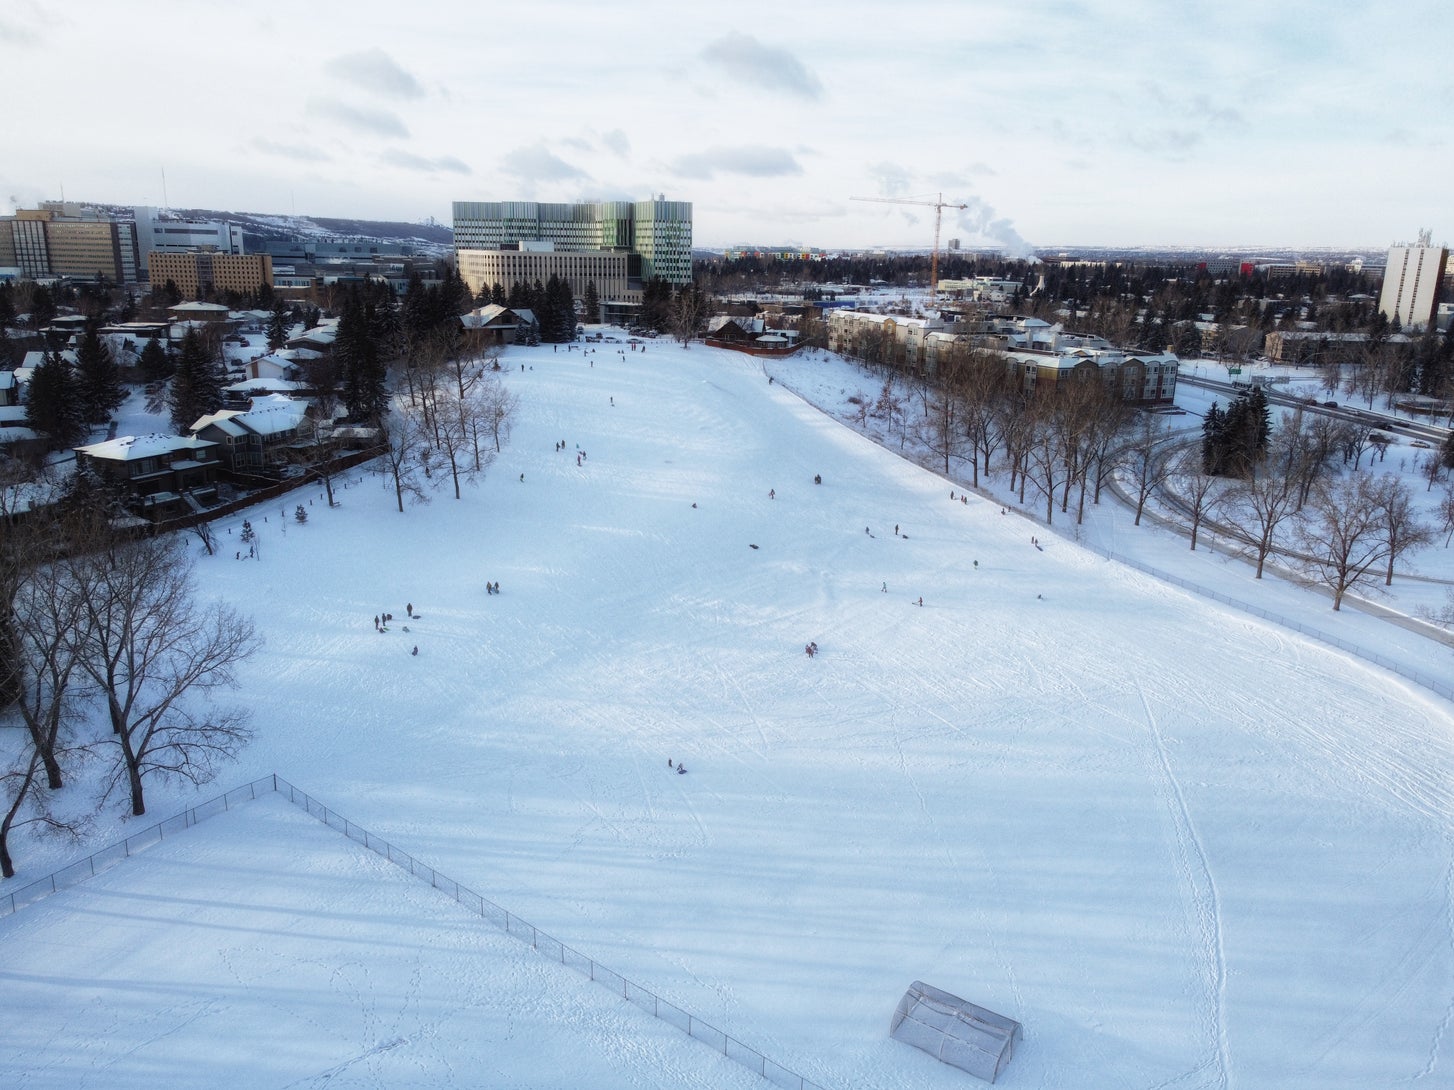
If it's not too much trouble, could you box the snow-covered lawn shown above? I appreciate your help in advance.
[3,337,1452,1088]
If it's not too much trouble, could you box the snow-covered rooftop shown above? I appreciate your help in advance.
[76,433,218,460]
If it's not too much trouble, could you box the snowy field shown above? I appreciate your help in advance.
[3,337,1453,1088]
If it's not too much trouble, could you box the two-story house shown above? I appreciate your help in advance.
[73,433,221,520]
[191,396,308,474]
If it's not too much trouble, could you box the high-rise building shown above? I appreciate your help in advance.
[452,198,692,286]
[0,204,139,283]
[132,207,245,277]
[1379,232,1448,330]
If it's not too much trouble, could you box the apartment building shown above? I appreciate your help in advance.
[149,252,274,298]
[1379,235,1448,330]
[453,198,692,286]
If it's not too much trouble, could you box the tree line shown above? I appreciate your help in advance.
[0,497,259,878]
[838,339,1452,610]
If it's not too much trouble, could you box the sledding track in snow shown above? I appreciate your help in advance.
[4,343,1454,1090]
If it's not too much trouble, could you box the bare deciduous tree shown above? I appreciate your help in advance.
[478,376,518,457]
[1120,412,1174,526]
[430,385,497,499]
[69,535,260,816]
[918,373,961,474]
[1295,474,1389,610]
[1369,474,1432,586]
[377,410,434,514]
[0,744,88,878]
[1024,401,1071,525]
[1170,447,1222,551]
[1225,471,1300,579]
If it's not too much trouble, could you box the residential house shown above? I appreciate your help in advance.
[246,354,301,382]
[191,396,309,474]
[285,321,339,356]
[705,315,766,343]
[459,304,538,346]
[73,433,221,519]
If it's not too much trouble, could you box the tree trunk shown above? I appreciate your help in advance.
[128,761,146,816]
[0,755,37,878]
[39,745,62,791]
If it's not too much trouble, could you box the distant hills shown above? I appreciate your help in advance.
[165,208,454,253]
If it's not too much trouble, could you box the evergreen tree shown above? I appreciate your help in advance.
[1201,402,1227,475]
[368,289,403,360]
[507,280,527,309]
[402,272,432,346]
[138,336,171,381]
[446,266,473,317]
[538,275,576,343]
[582,280,600,324]
[168,328,224,433]
[25,351,86,448]
[490,282,507,307]
[266,303,289,351]
[641,277,673,332]
[75,327,125,423]
[337,296,388,421]
[28,284,57,330]
[0,282,14,332]
[1238,386,1272,473]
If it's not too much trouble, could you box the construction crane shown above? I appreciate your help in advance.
[850,193,969,307]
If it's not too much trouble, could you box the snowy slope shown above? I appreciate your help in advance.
[2,340,1452,1089]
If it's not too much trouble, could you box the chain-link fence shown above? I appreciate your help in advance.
[1,774,276,916]
[2,773,829,1090]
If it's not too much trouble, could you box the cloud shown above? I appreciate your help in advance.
[1188,94,1245,128]
[325,49,424,100]
[1126,127,1203,155]
[601,129,630,157]
[700,33,823,100]
[499,145,589,182]
[306,97,409,138]
[865,162,913,196]
[1139,82,1246,129]
[670,145,803,180]
[0,2,47,47]
[0,15,41,47]
[251,138,332,164]
[382,149,471,175]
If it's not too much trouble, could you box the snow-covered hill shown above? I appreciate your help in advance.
[2,338,1451,1089]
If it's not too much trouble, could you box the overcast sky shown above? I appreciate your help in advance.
[1,0,1447,253]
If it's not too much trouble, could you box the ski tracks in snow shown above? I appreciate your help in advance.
[1416,841,1454,1082]
[1137,682,1231,1090]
